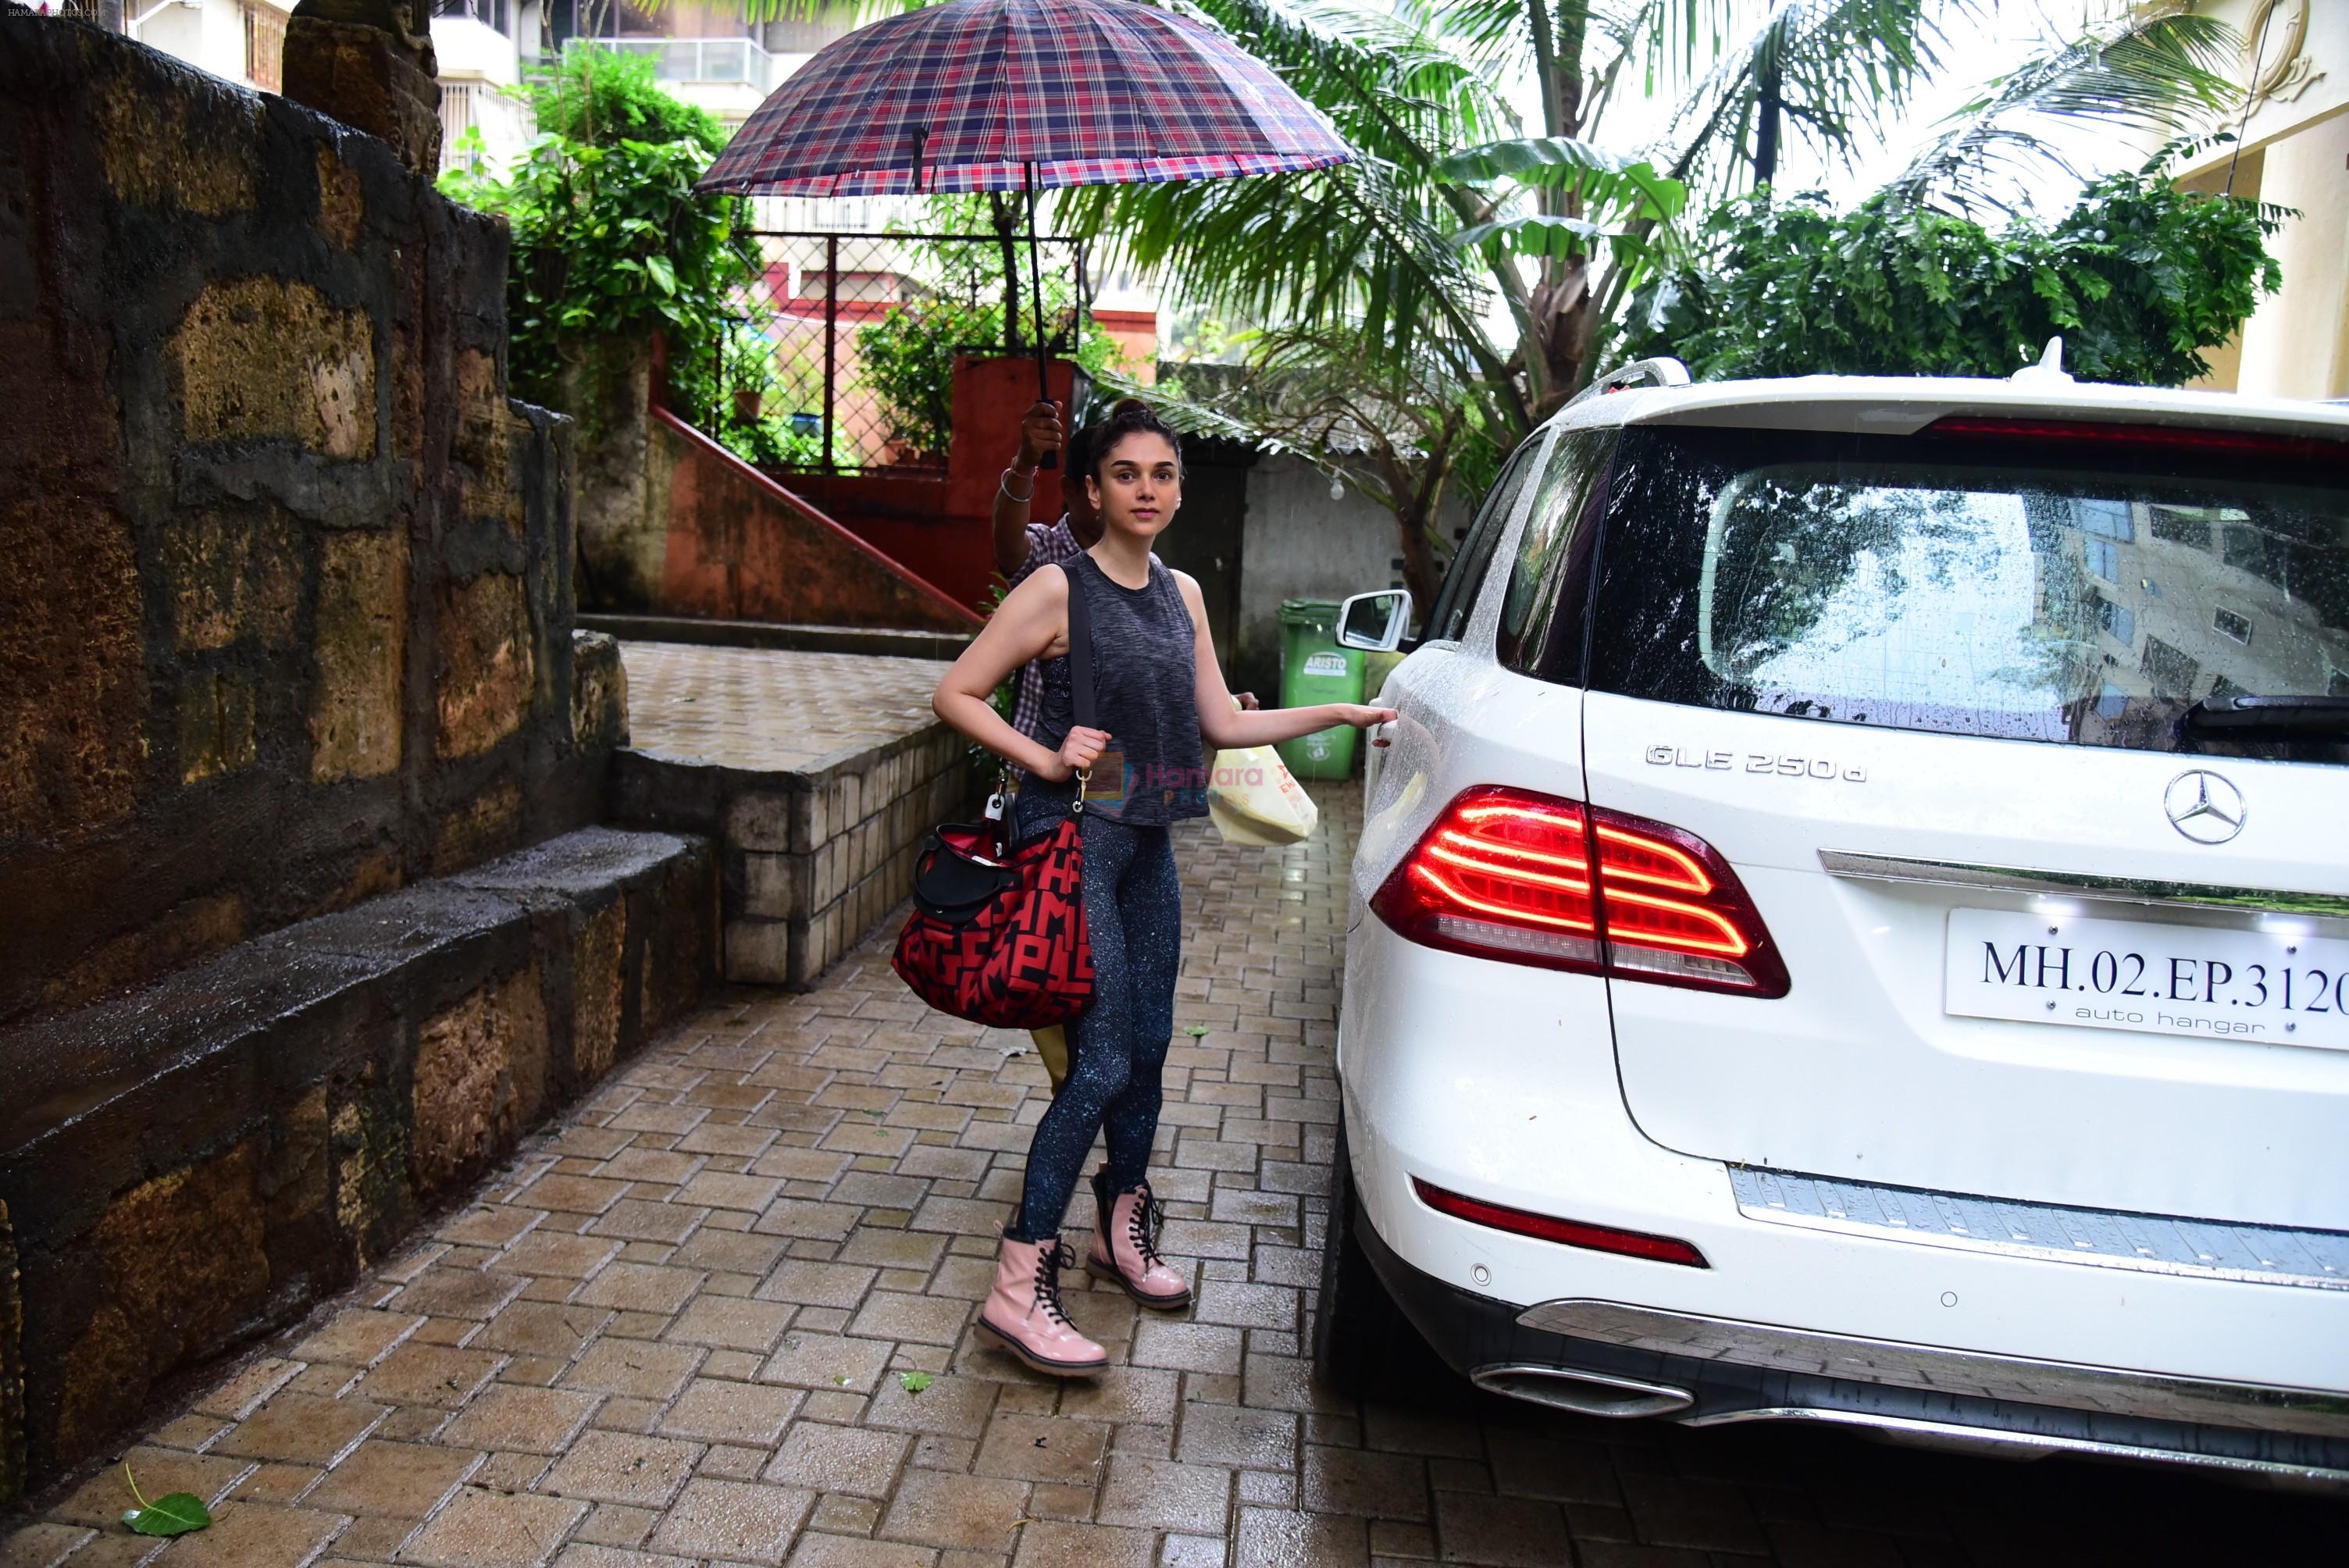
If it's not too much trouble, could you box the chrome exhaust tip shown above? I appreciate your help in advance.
[1470,1363,1693,1419]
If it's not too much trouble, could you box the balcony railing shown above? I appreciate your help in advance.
[590,35,778,91]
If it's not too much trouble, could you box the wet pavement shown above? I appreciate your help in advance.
[7,795,2341,1566]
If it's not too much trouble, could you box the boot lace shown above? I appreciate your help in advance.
[1125,1184,1171,1272]
[1032,1239,1079,1327]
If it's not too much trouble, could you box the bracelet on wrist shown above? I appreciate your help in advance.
[999,467,1034,504]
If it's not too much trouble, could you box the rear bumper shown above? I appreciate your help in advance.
[1355,1209,2349,1489]
[1337,921,2349,1488]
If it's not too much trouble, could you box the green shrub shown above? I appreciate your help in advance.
[1624,169,2284,386]
[526,45,727,156]
[437,47,754,425]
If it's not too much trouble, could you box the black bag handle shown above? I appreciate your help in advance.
[1067,554,1096,732]
[1064,555,1096,814]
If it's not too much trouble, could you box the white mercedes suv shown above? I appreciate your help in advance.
[1317,355,2349,1488]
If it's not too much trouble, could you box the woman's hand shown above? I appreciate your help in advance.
[1033,725,1113,783]
[1332,704,1398,729]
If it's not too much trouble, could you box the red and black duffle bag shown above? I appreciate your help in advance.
[892,562,1097,1028]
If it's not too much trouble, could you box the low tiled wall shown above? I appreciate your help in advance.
[609,642,976,992]
[0,827,715,1495]
[613,727,971,989]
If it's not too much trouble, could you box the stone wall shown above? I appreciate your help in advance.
[0,825,715,1493]
[0,16,713,1500]
[0,15,613,1032]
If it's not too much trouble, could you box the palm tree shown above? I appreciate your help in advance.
[1073,0,1965,602]
[1880,11,2239,216]
[1082,0,2240,606]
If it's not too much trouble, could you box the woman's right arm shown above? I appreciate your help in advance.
[933,565,1106,781]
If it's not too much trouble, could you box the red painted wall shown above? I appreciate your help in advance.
[652,410,980,633]
[760,355,1085,611]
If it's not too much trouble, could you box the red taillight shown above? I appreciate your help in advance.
[1370,786,1790,996]
[1413,1178,1708,1267]
[1923,415,2349,464]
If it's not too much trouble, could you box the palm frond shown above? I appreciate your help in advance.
[1653,0,1961,194]
[1178,0,1522,174]
[1881,12,2240,216]
[1592,0,1737,95]
[1436,136,1687,221]
[1062,0,1541,429]
[1064,158,1504,399]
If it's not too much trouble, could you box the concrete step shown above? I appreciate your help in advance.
[577,612,967,661]
[0,826,715,1485]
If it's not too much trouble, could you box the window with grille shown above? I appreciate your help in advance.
[244,1,284,91]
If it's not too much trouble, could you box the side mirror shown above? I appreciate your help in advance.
[1336,589,1413,653]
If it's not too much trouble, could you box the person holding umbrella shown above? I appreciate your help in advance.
[993,402,1098,780]
[934,399,1392,1375]
[993,401,1092,582]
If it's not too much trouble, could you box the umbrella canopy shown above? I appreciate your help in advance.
[697,0,1350,196]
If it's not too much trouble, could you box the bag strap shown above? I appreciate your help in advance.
[1067,554,1096,732]
[1064,553,1096,814]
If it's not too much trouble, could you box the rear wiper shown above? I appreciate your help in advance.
[2181,694,2349,737]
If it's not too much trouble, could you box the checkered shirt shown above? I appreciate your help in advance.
[697,0,1352,198]
[1007,517,1083,768]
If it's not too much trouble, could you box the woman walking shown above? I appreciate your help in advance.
[932,401,1393,1376]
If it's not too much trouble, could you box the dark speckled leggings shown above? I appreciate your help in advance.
[1007,791,1182,1243]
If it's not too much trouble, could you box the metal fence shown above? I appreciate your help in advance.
[689,230,1089,474]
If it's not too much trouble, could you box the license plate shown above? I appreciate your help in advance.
[1945,908,2349,1052]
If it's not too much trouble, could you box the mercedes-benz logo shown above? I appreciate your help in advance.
[2163,769,2246,844]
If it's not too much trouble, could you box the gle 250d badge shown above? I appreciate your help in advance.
[1646,745,1867,782]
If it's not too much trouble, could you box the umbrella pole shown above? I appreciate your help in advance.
[1025,161,1049,404]
[1024,160,1056,470]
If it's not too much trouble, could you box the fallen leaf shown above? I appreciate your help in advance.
[898,1370,934,1395]
[1185,1025,1210,1038]
[121,1466,210,1538]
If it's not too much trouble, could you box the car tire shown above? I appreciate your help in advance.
[1312,1118,1404,1395]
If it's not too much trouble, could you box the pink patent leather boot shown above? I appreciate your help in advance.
[1085,1171,1192,1309]
[977,1235,1108,1377]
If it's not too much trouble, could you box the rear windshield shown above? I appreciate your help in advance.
[1582,425,2349,764]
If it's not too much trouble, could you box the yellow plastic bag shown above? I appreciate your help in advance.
[1207,741,1319,846]
[1031,1024,1071,1093]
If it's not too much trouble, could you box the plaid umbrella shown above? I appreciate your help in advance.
[697,0,1352,198]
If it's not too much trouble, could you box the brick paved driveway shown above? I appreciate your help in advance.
[10,798,2341,1567]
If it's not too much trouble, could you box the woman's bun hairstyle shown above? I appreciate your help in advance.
[1088,397,1183,486]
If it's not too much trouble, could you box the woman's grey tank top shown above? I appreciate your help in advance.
[1028,554,1205,826]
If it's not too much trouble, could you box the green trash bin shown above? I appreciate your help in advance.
[1276,599,1364,780]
